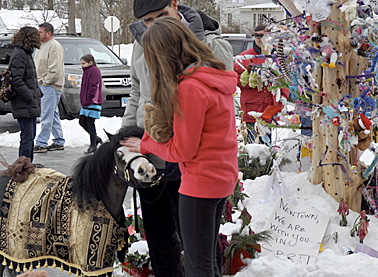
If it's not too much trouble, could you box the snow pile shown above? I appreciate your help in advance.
[243,143,271,165]
[0,117,122,148]
[233,171,378,276]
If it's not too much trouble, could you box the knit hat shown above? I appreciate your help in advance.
[134,0,171,19]
[358,113,372,134]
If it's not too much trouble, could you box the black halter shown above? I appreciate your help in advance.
[113,154,163,189]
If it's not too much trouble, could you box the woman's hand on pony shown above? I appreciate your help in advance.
[120,137,141,153]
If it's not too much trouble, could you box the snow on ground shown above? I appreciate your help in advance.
[1,118,378,276]
[0,117,122,148]
[234,172,378,276]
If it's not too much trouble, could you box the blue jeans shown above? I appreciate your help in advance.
[17,117,36,162]
[35,85,65,147]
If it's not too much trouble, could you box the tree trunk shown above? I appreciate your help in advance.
[47,0,53,10]
[80,0,101,40]
[312,1,367,211]
[67,0,76,34]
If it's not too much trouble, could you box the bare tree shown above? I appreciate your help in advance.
[47,0,53,9]
[179,0,219,21]
[6,0,23,9]
[80,0,100,39]
[101,0,135,44]
[67,0,76,34]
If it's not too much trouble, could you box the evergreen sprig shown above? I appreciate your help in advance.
[229,180,249,207]
[125,250,150,269]
[225,230,272,259]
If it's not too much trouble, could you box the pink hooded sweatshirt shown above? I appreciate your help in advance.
[141,66,239,199]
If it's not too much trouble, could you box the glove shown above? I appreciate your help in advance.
[240,69,249,87]
[249,71,258,88]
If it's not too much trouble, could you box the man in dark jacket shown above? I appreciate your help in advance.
[9,27,41,162]
[121,1,233,276]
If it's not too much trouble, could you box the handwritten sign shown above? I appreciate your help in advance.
[261,198,330,265]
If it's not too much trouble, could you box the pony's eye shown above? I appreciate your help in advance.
[116,150,124,158]
[138,167,145,174]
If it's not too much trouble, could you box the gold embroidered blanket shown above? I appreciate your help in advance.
[0,168,126,277]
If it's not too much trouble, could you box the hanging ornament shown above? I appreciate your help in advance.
[332,117,341,126]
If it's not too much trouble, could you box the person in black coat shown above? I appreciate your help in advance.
[9,27,41,162]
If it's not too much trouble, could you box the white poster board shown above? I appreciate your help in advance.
[261,198,330,265]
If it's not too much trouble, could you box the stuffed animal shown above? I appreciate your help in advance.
[144,103,173,143]
[347,114,373,151]
[318,36,338,68]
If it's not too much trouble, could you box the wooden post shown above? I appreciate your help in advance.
[311,0,367,211]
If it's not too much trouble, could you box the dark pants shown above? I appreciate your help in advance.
[79,115,97,147]
[17,117,36,162]
[137,178,183,277]
[179,194,226,277]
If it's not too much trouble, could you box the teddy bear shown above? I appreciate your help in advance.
[144,103,173,143]
[347,114,373,151]
[318,36,338,68]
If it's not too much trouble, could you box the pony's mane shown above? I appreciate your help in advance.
[72,126,144,208]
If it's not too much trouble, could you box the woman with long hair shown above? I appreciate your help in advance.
[123,17,239,276]
[9,26,41,162]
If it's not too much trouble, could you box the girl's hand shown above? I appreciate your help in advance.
[120,137,141,153]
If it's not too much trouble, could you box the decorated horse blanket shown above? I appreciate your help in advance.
[0,168,126,277]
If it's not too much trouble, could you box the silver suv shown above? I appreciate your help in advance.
[0,34,131,119]
[221,34,254,57]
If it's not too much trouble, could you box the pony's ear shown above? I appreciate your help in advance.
[103,129,113,140]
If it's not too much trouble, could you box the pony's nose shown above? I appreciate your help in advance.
[148,164,157,176]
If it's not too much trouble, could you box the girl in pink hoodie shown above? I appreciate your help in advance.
[123,17,238,276]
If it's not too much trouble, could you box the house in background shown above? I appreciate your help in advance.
[0,8,81,34]
[219,0,286,34]
[240,2,285,33]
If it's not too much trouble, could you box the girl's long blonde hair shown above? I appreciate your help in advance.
[142,17,226,126]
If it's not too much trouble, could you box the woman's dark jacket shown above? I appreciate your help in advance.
[9,46,41,119]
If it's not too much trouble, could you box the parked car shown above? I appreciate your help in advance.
[0,33,131,119]
[221,34,254,57]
